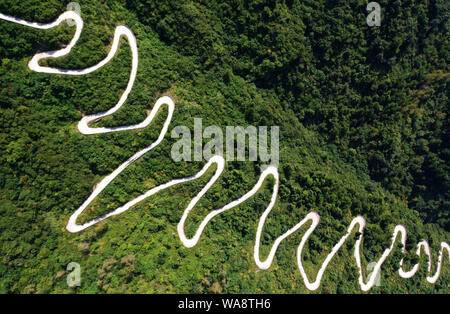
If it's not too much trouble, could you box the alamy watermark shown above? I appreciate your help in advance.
[66,262,81,287]
[367,262,382,286]
[171,118,279,168]
[66,2,81,27]
[367,2,381,27]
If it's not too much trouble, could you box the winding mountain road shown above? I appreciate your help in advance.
[0,10,448,292]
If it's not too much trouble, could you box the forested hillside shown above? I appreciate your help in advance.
[0,0,448,293]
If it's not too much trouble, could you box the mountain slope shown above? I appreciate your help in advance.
[0,0,448,293]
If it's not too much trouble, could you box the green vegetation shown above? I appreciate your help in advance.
[0,0,448,293]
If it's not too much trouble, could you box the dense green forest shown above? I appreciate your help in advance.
[0,0,448,293]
